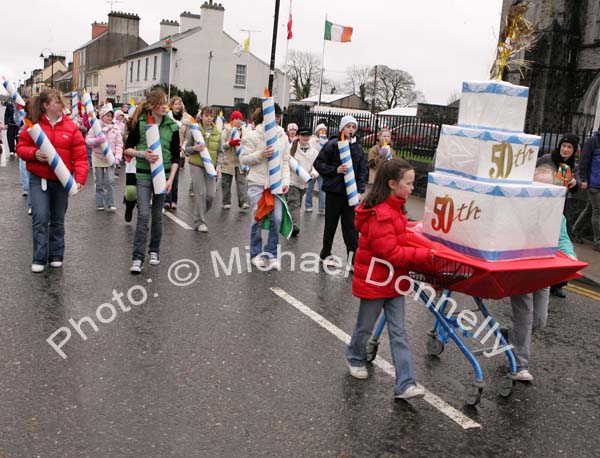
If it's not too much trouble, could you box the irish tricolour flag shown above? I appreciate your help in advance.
[324,20,353,42]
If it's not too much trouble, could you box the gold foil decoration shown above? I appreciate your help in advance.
[491,1,537,80]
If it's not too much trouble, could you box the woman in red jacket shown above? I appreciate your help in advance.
[346,158,432,399]
[17,90,88,273]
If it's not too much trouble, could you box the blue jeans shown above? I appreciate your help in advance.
[29,175,69,265]
[94,166,115,207]
[346,296,416,394]
[248,184,282,258]
[132,180,167,261]
[305,176,325,210]
[19,158,31,208]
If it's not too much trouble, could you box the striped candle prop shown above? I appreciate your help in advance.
[81,91,116,166]
[128,97,136,118]
[25,119,78,196]
[70,92,79,121]
[338,132,359,206]
[188,118,217,178]
[382,141,392,160]
[1,76,26,125]
[144,113,167,195]
[231,127,249,173]
[289,156,312,183]
[261,89,283,194]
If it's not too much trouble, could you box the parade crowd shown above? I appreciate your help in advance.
[0,87,593,399]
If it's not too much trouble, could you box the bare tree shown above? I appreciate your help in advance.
[344,65,371,102]
[287,50,322,100]
[447,90,461,105]
[367,65,420,110]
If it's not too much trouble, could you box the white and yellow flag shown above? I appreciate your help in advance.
[233,36,250,57]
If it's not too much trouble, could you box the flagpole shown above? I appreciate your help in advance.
[317,13,327,107]
[280,0,292,107]
[245,32,250,103]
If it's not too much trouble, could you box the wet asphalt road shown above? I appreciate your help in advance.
[0,156,599,458]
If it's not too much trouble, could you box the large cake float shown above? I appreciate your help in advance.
[422,80,566,262]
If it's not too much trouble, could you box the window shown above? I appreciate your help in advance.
[234,97,245,106]
[93,73,98,87]
[153,56,158,80]
[130,62,134,82]
[234,64,247,87]
[136,60,140,81]
[596,18,600,40]
[144,58,149,80]
[79,71,84,88]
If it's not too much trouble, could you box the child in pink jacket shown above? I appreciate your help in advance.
[85,106,123,211]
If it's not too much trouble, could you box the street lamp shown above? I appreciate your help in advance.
[40,48,55,89]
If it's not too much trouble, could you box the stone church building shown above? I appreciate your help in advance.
[501,0,600,134]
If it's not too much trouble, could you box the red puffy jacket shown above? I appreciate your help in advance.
[17,114,88,185]
[352,194,432,299]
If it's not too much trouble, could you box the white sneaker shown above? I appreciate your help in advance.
[223,204,231,209]
[241,203,250,210]
[305,207,313,213]
[197,224,208,232]
[31,264,45,273]
[130,259,143,274]
[107,206,117,212]
[149,252,160,266]
[322,256,342,269]
[346,361,368,379]
[512,369,534,382]
[318,209,325,215]
[96,206,104,211]
[266,258,280,270]
[49,261,63,268]
[251,256,266,268]
[22,191,28,197]
[27,208,32,215]
[395,384,425,399]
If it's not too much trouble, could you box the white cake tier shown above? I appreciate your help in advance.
[435,125,540,184]
[457,81,529,132]
[422,172,566,262]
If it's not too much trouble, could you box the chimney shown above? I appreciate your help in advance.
[108,11,141,37]
[200,1,225,33]
[92,21,108,39]
[160,19,180,40]
[180,11,201,33]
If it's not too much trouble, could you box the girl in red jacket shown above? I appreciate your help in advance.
[346,158,432,399]
[16,90,88,273]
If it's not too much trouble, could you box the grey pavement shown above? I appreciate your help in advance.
[1,157,599,458]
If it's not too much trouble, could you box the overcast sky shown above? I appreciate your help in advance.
[0,0,503,105]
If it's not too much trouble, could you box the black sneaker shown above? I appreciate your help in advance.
[124,201,135,223]
[291,226,300,237]
[551,287,567,298]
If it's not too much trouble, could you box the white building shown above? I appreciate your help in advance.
[123,1,289,108]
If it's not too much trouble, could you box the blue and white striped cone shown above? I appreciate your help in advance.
[382,144,392,160]
[338,138,359,207]
[144,124,167,195]
[319,134,328,148]
[81,91,116,166]
[71,92,79,122]
[189,122,217,178]
[289,156,311,183]
[261,96,283,194]
[2,77,26,125]
[28,123,78,196]
[231,127,249,173]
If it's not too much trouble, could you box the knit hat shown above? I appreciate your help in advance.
[298,126,311,136]
[114,109,125,119]
[230,110,244,122]
[558,133,579,151]
[314,123,327,135]
[99,105,114,118]
[339,115,357,132]
[287,123,298,132]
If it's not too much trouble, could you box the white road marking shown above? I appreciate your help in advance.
[270,287,481,430]
[162,209,193,230]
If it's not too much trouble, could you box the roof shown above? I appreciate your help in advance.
[378,106,417,116]
[310,105,372,116]
[54,71,72,82]
[299,94,353,104]
[125,26,202,58]
[75,30,108,52]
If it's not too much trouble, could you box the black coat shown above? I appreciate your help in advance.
[313,136,368,196]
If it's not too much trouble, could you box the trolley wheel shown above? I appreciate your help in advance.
[365,337,379,363]
[426,335,444,356]
[465,385,483,406]
[497,376,513,398]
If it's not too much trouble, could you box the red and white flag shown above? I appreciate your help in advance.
[287,0,293,40]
